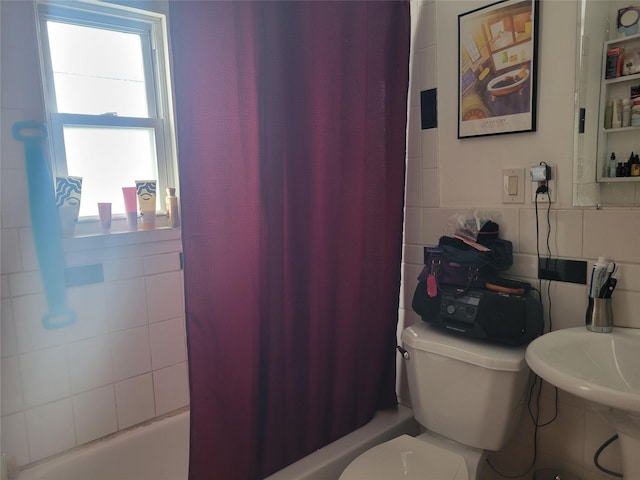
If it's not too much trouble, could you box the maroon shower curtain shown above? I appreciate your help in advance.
[169,2,410,479]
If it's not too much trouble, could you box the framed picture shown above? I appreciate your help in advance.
[458,0,539,138]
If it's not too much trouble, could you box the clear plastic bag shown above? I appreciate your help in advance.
[446,210,501,242]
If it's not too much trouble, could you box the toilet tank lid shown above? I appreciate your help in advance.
[402,323,528,372]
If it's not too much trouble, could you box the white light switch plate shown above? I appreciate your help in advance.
[502,168,525,204]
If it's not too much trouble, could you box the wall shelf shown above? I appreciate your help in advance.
[596,32,640,183]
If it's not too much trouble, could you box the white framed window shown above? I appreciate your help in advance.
[36,0,177,220]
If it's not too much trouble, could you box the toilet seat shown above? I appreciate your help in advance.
[339,435,469,480]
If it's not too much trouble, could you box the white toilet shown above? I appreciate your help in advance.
[339,321,531,480]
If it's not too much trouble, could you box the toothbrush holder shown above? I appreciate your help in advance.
[585,297,613,333]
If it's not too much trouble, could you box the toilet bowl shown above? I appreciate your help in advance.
[340,322,530,480]
[339,431,483,480]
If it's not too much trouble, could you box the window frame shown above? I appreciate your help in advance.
[36,0,178,222]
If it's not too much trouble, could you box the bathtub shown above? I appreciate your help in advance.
[17,411,189,480]
[17,405,418,480]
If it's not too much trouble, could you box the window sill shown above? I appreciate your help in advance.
[62,216,181,252]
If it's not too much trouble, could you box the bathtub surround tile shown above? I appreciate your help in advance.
[1,168,30,229]
[115,373,155,429]
[1,412,30,468]
[139,238,183,257]
[9,271,43,297]
[406,106,421,159]
[2,298,18,357]
[2,355,24,415]
[403,207,423,245]
[20,346,70,408]
[68,336,114,393]
[18,228,39,272]
[102,257,145,281]
[414,1,436,49]
[25,399,76,462]
[1,228,22,274]
[421,168,439,207]
[2,274,10,298]
[72,386,118,444]
[150,317,187,370]
[13,294,66,353]
[143,252,181,276]
[106,277,148,332]
[110,326,152,381]
[146,271,184,323]
[2,1,188,470]
[405,159,422,208]
[153,363,190,416]
[421,128,438,169]
[64,284,109,343]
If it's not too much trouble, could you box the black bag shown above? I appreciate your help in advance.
[418,236,513,296]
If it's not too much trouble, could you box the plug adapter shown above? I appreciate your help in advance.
[530,163,550,182]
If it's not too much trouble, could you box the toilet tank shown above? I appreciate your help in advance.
[401,322,530,451]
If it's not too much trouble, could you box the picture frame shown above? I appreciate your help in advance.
[458,0,539,139]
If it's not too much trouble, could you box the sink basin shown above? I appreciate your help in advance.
[525,326,640,414]
[526,326,640,478]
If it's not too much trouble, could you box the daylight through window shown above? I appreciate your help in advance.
[37,1,176,219]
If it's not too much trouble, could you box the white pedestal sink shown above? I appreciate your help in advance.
[525,327,640,478]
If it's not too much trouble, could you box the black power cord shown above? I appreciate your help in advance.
[594,434,623,478]
[486,186,558,479]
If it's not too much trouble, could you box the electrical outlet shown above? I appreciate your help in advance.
[531,165,556,203]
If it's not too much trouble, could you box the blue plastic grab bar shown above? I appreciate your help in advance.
[12,121,76,329]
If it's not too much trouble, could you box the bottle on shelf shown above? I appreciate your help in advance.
[612,99,622,129]
[622,98,632,127]
[165,187,181,228]
[608,152,617,177]
[604,100,613,129]
[631,152,640,177]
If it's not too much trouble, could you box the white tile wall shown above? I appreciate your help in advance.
[146,271,185,323]
[13,294,66,353]
[25,399,76,462]
[153,362,190,416]
[20,346,70,408]
[401,1,637,478]
[1,355,23,414]
[114,373,156,429]
[68,336,114,393]
[2,413,30,468]
[72,386,118,444]
[106,277,149,332]
[1,298,18,357]
[149,317,187,370]
[1,1,188,469]
[111,326,153,381]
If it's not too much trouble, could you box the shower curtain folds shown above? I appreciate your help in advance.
[169,2,410,478]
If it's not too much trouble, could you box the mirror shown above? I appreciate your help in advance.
[573,0,640,207]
